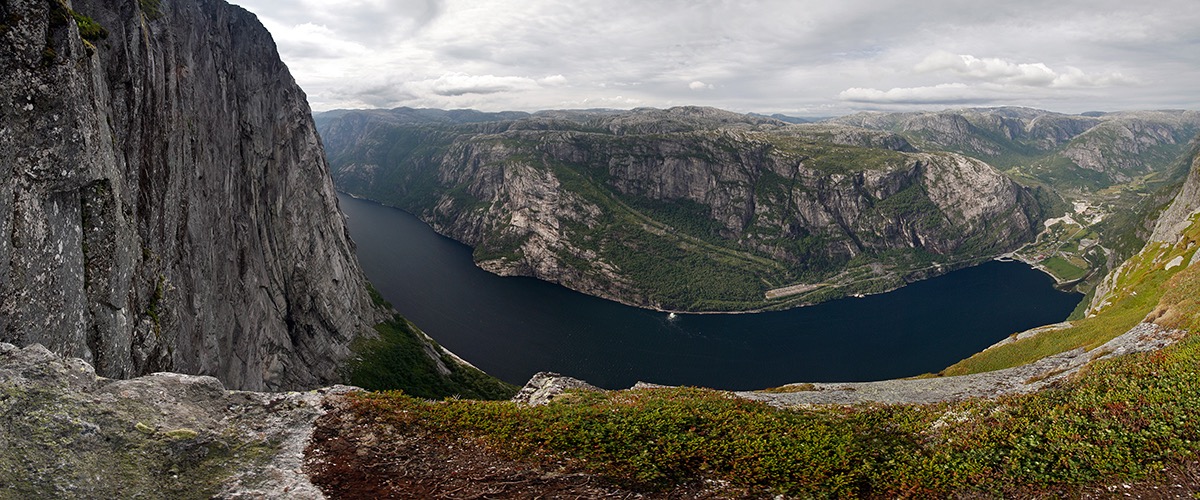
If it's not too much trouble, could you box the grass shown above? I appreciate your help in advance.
[71,11,107,41]
[1146,241,1200,333]
[347,324,1200,496]
[1041,255,1088,281]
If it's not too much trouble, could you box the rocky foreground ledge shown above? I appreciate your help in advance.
[0,321,1185,497]
[0,342,340,498]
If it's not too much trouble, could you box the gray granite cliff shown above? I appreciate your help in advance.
[0,0,380,390]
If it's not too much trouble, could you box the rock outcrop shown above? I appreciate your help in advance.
[318,107,1041,311]
[511,371,602,406]
[501,322,1188,407]
[0,0,379,390]
[0,341,347,498]
[737,322,1186,406]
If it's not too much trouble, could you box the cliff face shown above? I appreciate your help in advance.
[1149,139,1200,245]
[321,107,1040,311]
[0,0,379,390]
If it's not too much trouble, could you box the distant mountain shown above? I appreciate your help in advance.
[828,107,1200,192]
[748,112,813,124]
[315,106,531,125]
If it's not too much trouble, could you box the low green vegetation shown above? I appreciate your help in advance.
[365,281,391,309]
[1040,255,1087,281]
[759,131,907,175]
[349,323,1200,495]
[138,0,164,20]
[348,314,518,401]
[71,11,107,41]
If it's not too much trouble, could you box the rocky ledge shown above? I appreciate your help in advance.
[519,322,1186,407]
[0,342,348,498]
[737,322,1185,406]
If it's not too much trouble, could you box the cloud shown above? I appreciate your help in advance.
[539,74,568,86]
[1051,66,1138,88]
[327,79,419,108]
[838,83,1007,104]
[264,22,369,59]
[230,0,1199,114]
[915,51,1137,88]
[409,73,542,96]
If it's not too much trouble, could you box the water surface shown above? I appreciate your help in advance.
[340,193,1081,390]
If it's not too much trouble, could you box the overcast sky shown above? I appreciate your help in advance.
[231,0,1199,116]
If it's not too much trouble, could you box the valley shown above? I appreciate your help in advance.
[318,107,1048,312]
[2,0,1200,496]
[317,105,1200,315]
[339,192,1080,389]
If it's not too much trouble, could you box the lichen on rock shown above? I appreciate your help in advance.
[0,341,347,498]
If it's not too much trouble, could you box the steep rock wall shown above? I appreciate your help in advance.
[0,0,378,390]
[1150,139,1200,244]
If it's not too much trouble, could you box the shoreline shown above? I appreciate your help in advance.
[339,191,1057,318]
[997,252,1092,290]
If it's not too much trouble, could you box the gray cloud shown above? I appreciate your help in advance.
[231,0,1200,115]
[913,52,1137,88]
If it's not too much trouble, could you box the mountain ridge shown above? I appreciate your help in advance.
[317,106,1044,311]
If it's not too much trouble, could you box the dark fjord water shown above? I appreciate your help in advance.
[339,194,1082,390]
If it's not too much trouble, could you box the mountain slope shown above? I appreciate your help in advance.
[831,107,1200,297]
[318,106,1042,311]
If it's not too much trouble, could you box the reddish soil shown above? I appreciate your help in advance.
[304,396,759,499]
